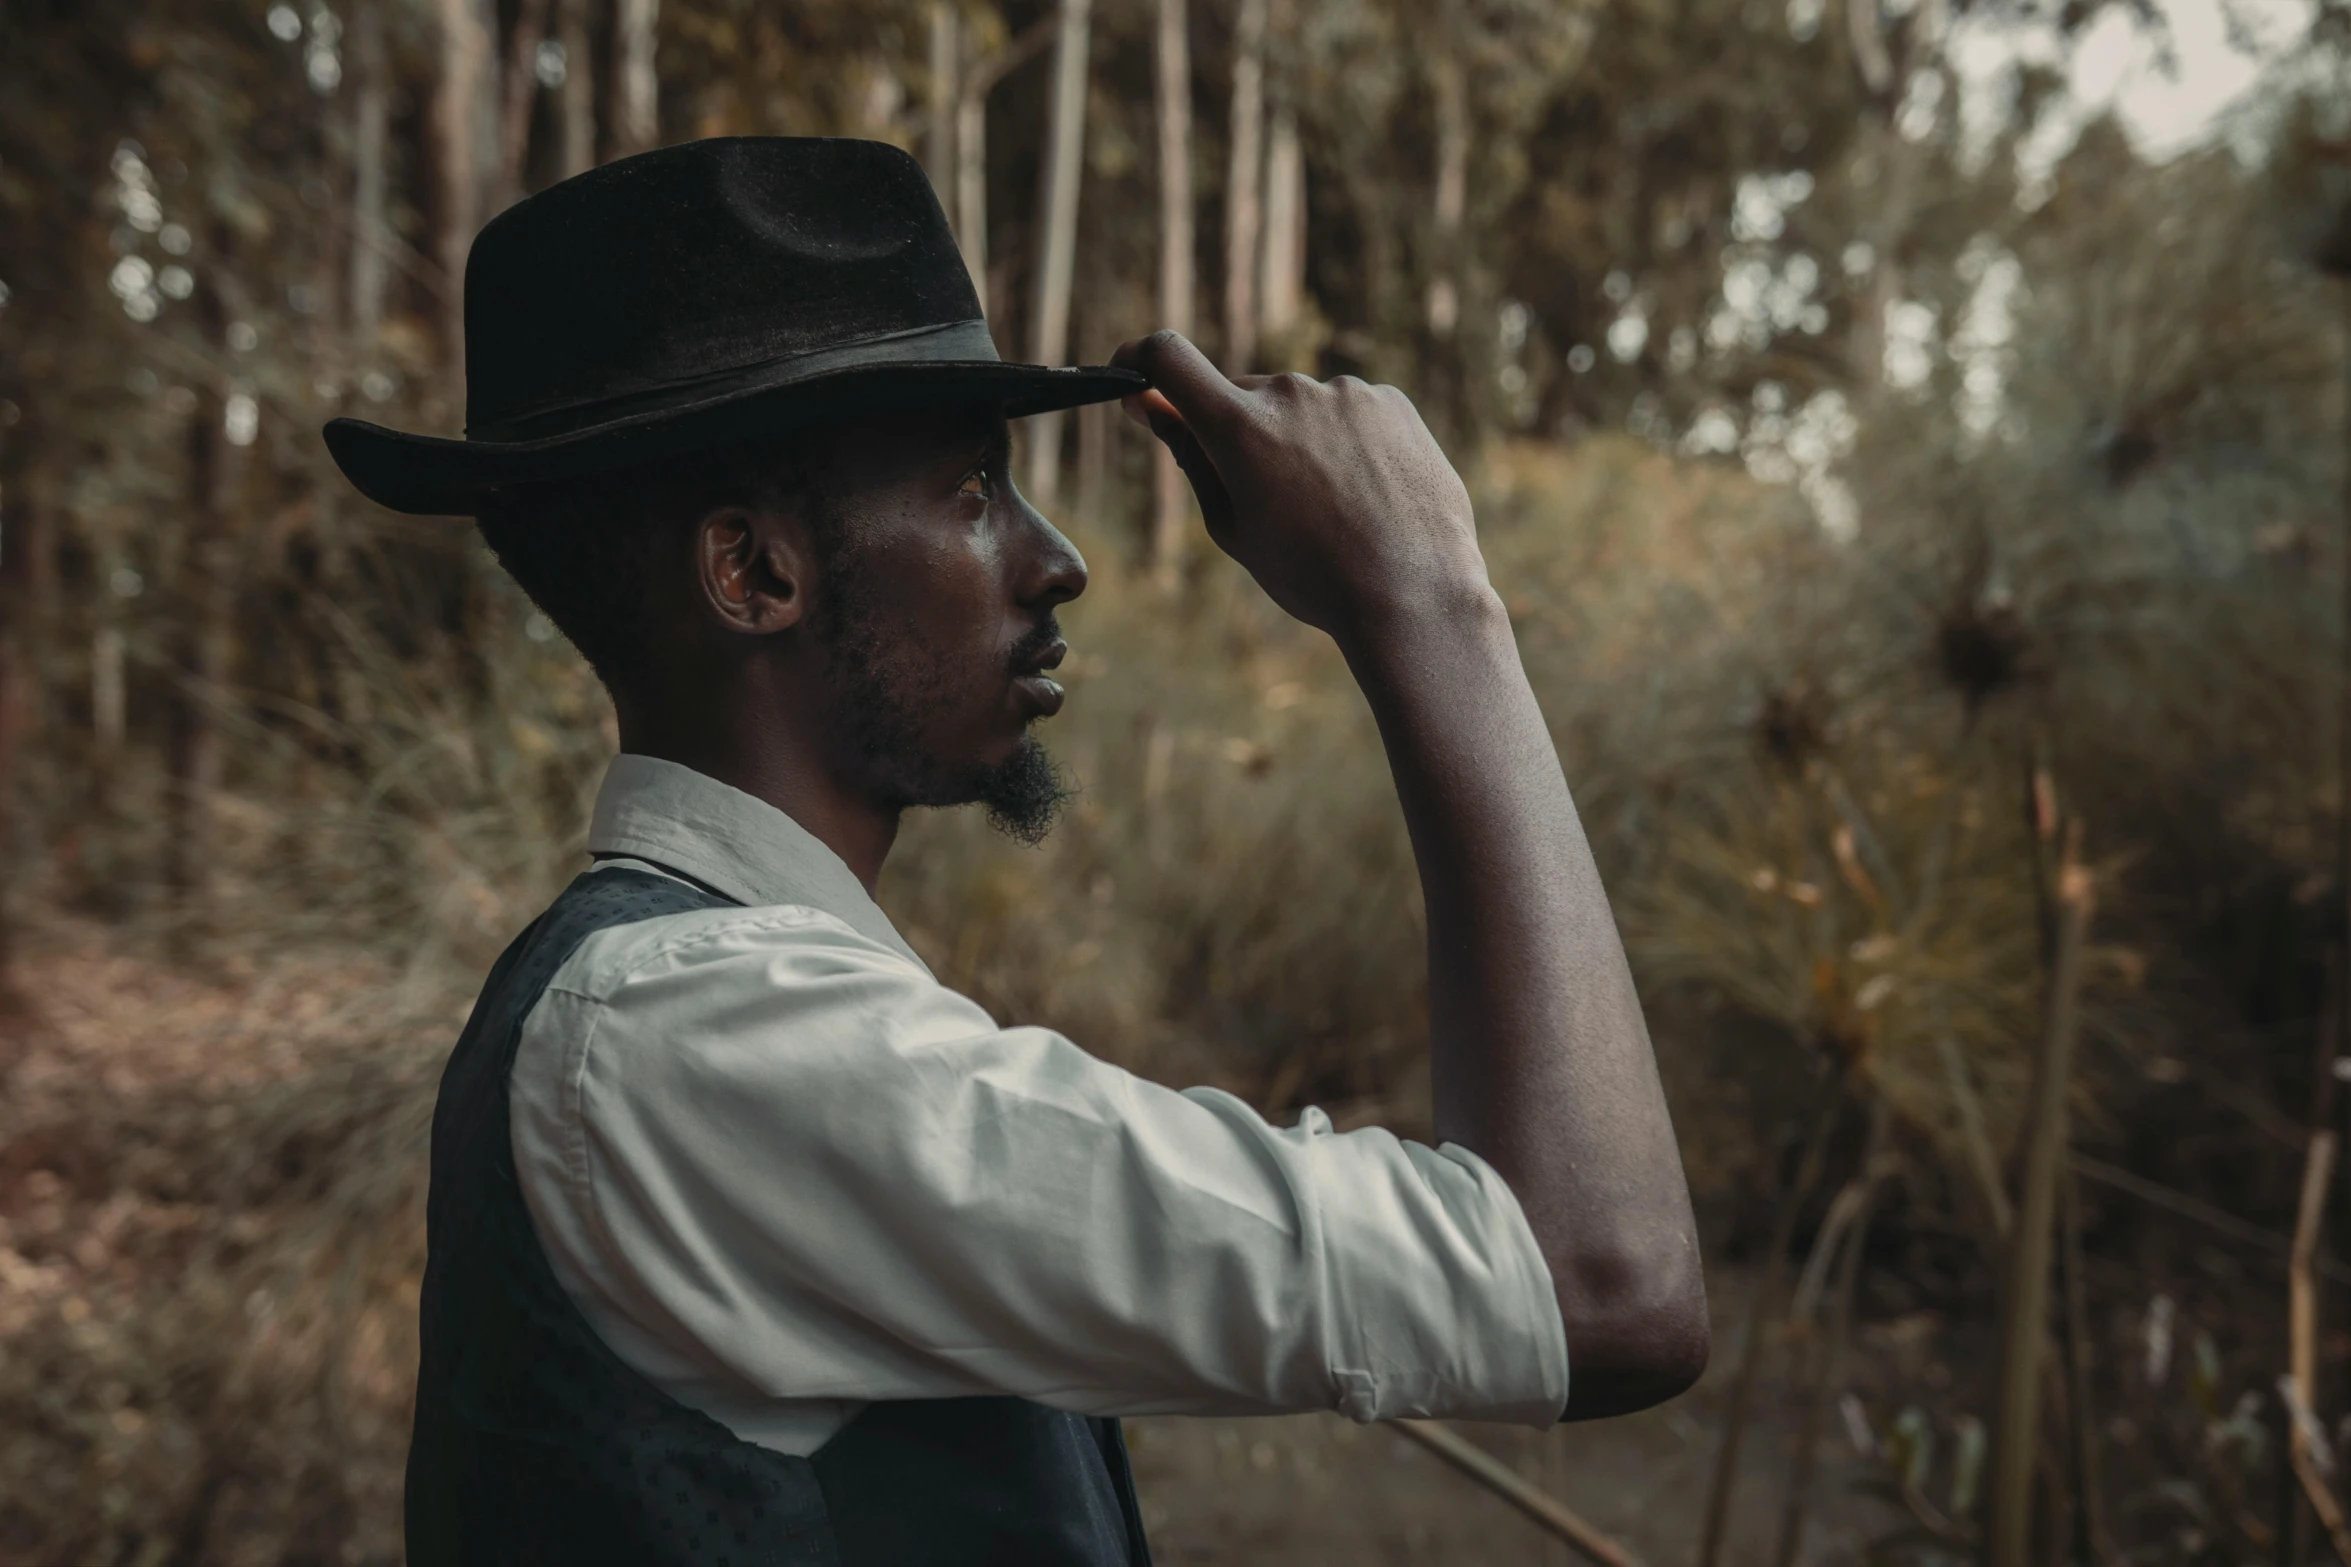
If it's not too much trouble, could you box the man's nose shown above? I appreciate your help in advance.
[1012,492,1089,609]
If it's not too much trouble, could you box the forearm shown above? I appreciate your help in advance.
[1104,329,1706,1413]
[1339,585,1707,1417]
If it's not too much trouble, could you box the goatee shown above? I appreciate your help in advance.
[975,735,1069,846]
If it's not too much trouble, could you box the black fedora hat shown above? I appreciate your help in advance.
[324,137,1143,516]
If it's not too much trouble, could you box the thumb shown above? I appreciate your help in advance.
[1109,331,1248,455]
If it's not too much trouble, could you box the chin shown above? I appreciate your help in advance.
[973,733,1068,846]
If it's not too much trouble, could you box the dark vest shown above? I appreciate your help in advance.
[406,868,1153,1567]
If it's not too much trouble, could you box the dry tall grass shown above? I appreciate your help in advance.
[2,324,2342,1560]
[0,436,1794,1563]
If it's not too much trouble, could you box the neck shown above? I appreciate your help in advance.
[615,697,901,895]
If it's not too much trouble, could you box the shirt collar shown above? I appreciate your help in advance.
[585,753,929,971]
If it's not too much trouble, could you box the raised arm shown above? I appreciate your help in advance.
[1112,332,1707,1419]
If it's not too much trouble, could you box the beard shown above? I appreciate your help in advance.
[810,531,1069,845]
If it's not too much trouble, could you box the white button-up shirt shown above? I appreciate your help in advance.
[508,754,1569,1458]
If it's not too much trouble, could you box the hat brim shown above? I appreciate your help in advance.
[324,359,1146,517]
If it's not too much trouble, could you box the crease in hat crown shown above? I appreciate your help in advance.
[322,136,1142,516]
[459,138,988,436]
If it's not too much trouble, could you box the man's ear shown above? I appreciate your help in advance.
[694,507,811,635]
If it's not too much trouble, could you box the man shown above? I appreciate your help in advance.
[325,137,1705,1567]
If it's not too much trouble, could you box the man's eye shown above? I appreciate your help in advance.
[959,468,989,499]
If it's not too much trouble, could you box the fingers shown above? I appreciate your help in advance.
[1145,407,1228,517]
[1109,331,1249,445]
[1117,380,1235,543]
[1119,388,1180,431]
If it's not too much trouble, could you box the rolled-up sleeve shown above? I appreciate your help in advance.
[513,904,1569,1433]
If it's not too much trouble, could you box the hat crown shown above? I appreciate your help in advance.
[323,135,1140,516]
[463,138,986,435]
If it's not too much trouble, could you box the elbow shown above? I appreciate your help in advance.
[1552,1242,1710,1422]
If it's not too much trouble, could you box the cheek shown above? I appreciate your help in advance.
[841,499,1019,724]
[911,528,1014,648]
[900,556,992,656]
[865,549,1010,716]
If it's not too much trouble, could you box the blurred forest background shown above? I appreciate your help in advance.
[5,0,2351,1561]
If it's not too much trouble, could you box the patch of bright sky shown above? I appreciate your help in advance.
[1950,0,2315,195]
[1919,1,2310,450]
[1716,0,2313,537]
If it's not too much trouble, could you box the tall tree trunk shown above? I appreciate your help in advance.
[856,61,905,138]
[0,466,48,1000]
[0,605,15,1001]
[954,5,1003,310]
[610,0,660,158]
[1020,0,1092,508]
[954,7,1061,323]
[494,0,555,211]
[1221,0,1265,374]
[1845,0,1939,397]
[171,531,237,922]
[555,0,596,177]
[1151,0,1193,582]
[1424,44,1466,339]
[1852,137,1914,395]
[434,0,495,396]
[92,556,125,761]
[168,301,245,922]
[1259,99,1304,356]
[1076,397,1113,525]
[927,4,959,203]
[309,57,350,408]
[955,80,990,307]
[349,2,390,367]
[1846,0,1894,98]
[2333,267,2351,1450]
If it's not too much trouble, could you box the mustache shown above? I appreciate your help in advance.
[1007,615,1066,675]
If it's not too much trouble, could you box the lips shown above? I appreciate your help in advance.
[1011,637,1068,717]
[1014,638,1068,676]
[1013,673,1066,717]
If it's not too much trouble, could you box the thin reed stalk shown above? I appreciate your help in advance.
[1769,1094,1890,1567]
[1388,1420,1640,1567]
[2286,1127,2351,1562]
[1986,819,2095,1567]
[1695,1072,1847,1567]
[2060,1172,2114,1566]
[1936,1017,2012,1241]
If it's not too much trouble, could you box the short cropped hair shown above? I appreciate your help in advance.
[475,437,815,700]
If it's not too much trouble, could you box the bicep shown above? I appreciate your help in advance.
[573,927,1564,1422]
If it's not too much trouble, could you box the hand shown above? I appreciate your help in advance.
[1114,335,1708,1419]
[1110,331,1487,640]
